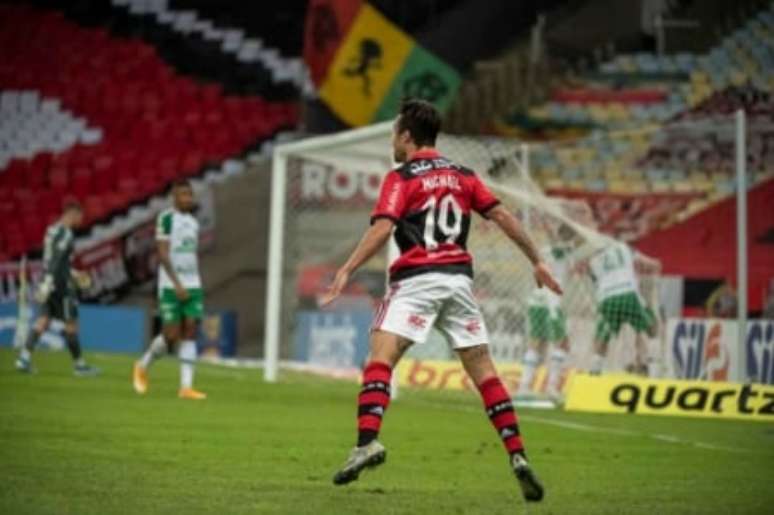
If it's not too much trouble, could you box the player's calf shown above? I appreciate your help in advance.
[332,361,393,485]
[546,346,568,397]
[178,339,205,399]
[134,334,168,394]
[518,344,542,394]
[477,375,545,502]
[64,332,99,377]
[15,327,42,373]
[355,361,392,447]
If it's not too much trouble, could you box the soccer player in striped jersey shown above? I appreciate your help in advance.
[15,201,99,376]
[133,180,206,399]
[321,99,562,502]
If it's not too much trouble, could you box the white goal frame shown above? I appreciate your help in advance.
[264,122,395,382]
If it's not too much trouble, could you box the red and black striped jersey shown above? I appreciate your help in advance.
[370,149,500,283]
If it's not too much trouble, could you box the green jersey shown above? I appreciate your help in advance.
[588,242,639,302]
[156,208,201,290]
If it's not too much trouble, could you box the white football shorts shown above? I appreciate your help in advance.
[372,272,489,349]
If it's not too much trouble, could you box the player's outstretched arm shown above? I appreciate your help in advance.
[319,218,395,306]
[634,250,661,274]
[487,205,563,295]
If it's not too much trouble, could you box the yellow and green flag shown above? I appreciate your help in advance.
[305,1,461,126]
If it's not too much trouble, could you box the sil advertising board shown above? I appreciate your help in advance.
[666,318,774,385]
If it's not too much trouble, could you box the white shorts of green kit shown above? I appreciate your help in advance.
[372,272,489,349]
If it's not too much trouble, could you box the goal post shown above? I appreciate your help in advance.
[264,122,395,382]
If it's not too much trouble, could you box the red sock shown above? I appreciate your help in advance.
[357,361,392,446]
[478,376,524,456]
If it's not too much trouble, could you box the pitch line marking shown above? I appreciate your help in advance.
[520,415,755,454]
[416,399,757,454]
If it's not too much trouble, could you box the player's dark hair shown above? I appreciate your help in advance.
[172,179,193,191]
[397,98,441,147]
[63,199,82,213]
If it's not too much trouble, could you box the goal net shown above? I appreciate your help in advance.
[264,123,664,391]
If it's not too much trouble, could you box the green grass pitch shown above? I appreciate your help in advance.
[1,348,773,515]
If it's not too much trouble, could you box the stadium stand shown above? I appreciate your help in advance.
[0,3,299,260]
[489,1,774,230]
[107,0,310,94]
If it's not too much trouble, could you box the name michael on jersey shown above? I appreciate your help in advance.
[421,174,461,192]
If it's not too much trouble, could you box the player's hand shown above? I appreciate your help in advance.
[34,275,54,304]
[175,284,190,301]
[319,267,350,307]
[72,270,92,290]
[534,261,563,295]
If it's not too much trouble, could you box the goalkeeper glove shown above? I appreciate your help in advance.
[72,270,92,290]
[35,275,54,304]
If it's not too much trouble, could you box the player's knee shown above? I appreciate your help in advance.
[369,330,409,366]
[458,344,497,384]
[182,319,198,339]
[163,326,181,344]
[183,327,197,340]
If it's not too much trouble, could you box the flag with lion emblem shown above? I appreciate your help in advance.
[304,0,461,126]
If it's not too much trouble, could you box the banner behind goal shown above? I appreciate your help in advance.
[265,123,664,388]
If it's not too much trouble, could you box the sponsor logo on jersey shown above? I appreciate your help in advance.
[408,158,454,176]
[407,314,427,330]
[408,160,433,176]
[465,319,481,334]
[174,237,198,253]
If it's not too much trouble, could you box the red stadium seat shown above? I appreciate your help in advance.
[71,167,93,198]
[0,3,298,258]
[83,195,107,223]
[48,167,69,190]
